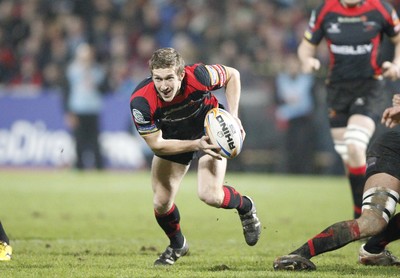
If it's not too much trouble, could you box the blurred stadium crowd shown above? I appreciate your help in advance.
[0,0,321,92]
[1,0,399,173]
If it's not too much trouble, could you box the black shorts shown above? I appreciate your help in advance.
[366,130,400,180]
[326,79,385,128]
[156,150,207,165]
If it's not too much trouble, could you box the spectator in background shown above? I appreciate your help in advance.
[65,43,105,170]
[9,56,43,93]
[275,53,315,174]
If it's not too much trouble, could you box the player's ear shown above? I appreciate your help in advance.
[179,69,185,80]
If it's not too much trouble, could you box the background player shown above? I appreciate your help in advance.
[129,47,261,266]
[298,0,400,218]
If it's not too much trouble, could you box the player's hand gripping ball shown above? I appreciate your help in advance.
[204,108,244,159]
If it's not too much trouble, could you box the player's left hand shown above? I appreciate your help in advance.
[382,61,400,81]
[232,116,246,141]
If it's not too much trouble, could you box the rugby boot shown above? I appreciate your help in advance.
[154,237,189,266]
[0,241,12,261]
[239,196,261,246]
[359,244,400,266]
[273,254,316,271]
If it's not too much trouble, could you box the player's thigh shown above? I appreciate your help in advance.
[364,173,400,194]
[151,155,190,203]
[197,154,227,198]
[330,126,346,141]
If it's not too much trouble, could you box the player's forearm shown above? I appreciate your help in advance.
[149,139,201,155]
[297,39,317,64]
[390,34,400,66]
[224,67,241,117]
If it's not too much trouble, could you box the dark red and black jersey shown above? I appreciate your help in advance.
[304,0,400,82]
[129,63,227,140]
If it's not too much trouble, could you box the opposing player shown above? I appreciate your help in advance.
[0,221,12,261]
[298,0,400,218]
[129,47,261,266]
[273,95,400,271]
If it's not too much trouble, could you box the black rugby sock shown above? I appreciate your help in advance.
[221,185,252,214]
[348,165,366,218]
[155,204,185,249]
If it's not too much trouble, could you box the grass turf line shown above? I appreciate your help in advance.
[0,170,399,277]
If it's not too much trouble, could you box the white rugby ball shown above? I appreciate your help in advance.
[204,108,243,159]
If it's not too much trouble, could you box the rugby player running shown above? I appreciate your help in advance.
[129,47,261,266]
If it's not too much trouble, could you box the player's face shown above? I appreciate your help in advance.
[152,68,185,102]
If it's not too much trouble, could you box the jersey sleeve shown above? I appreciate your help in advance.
[303,4,326,45]
[130,96,159,136]
[193,64,228,90]
[381,1,400,37]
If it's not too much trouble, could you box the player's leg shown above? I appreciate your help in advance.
[274,131,400,271]
[274,172,398,270]
[358,130,400,265]
[331,114,375,218]
[151,155,190,266]
[0,222,12,261]
[197,154,261,246]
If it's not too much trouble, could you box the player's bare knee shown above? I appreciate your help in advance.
[359,186,399,236]
[198,189,221,207]
[357,210,387,237]
[153,197,173,213]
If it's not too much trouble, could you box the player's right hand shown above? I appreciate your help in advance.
[198,135,222,159]
[301,57,321,73]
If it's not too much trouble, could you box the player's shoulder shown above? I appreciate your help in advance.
[131,77,153,96]
[375,0,397,13]
[130,77,156,108]
[186,63,227,88]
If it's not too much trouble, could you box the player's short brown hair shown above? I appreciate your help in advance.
[149,47,185,75]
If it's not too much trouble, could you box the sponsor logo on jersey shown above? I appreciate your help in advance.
[330,43,373,55]
[132,109,149,124]
[363,21,377,32]
[327,23,341,33]
[338,16,367,23]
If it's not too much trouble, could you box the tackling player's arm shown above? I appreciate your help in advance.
[297,39,321,74]
[141,130,222,159]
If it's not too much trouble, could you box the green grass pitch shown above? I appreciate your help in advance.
[0,170,399,277]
